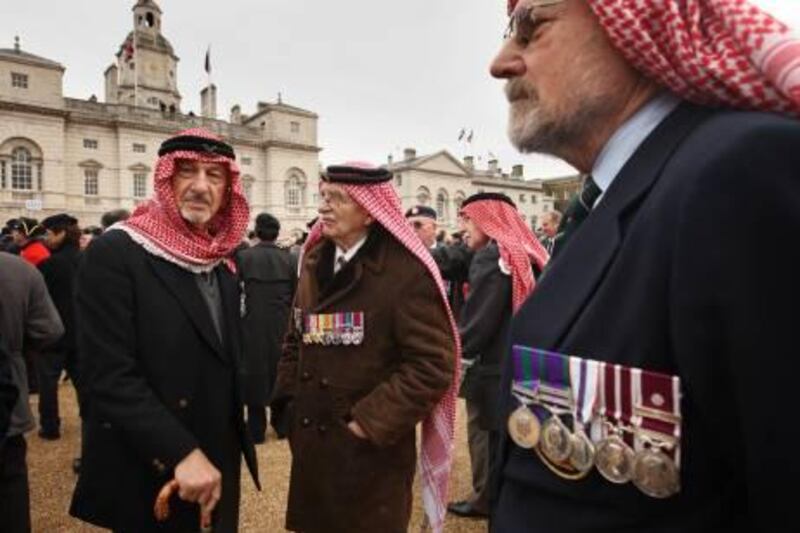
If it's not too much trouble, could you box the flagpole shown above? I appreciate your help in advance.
[133,28,138,107]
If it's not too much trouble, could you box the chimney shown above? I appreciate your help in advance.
[257,101,269,112]
[463,155,474,170]
[387,154,394,165]
[488,159,498,174]
[104,64,119,104]
[512,164,524,178]
[200,84,217,119]
[404,148,417,161]
[230,104,242,124]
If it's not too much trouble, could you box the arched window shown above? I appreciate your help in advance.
[11,147,33,190]
[416,186,431,206]
[436,189,449,223]
[285,171,306,208]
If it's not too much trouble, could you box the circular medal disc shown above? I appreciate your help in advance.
[632,448,680,499]
[507,406,541,449]
[568,430,596,474]
[540,416,573,464]
[342,332,352,345]
[353,333,363,345]
[594,435,636,484]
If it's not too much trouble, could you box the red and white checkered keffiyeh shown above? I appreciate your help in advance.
[115,128,249,273]
[508,0,800,115]
[461,198,550,312]
[303,163,461,533]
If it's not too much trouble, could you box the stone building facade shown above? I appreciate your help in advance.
[0,0,321,239]
[387,148,567,234]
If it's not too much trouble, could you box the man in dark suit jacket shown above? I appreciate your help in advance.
[489,1,800,531]
[70,129,258,532]
[237,212,297,443]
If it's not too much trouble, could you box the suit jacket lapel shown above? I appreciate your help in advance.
[515,103,712,349]
[146,255,227,362]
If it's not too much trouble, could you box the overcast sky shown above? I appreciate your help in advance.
[1,0,798,178]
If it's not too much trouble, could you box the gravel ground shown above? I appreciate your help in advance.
[27,383,488,532]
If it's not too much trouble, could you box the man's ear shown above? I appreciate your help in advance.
[364,215,375,227]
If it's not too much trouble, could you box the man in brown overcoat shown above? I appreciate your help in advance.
[273,163,459,533]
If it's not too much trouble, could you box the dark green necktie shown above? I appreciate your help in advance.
[553,175,602,257]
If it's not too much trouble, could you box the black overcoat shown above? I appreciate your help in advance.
[70,230,258,533]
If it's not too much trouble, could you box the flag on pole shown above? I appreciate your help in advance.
[467,130,474,143]
[457,128,465,141]
[124,38,135,62]
[204,45,211,75]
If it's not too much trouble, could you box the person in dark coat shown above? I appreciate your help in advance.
[490,1,800,531]
[237,212,297,444]
[0,336,19,447]
[447,193,548,520]
[0,252,64,533]
[70,128,258,533]
[406,205,472,319]
[35,214,82,440]
[273,163,458,533]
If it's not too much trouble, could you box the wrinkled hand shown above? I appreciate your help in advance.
[347,420,368,440]
[174,448,222,519]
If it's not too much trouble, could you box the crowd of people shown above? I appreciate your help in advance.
[1,0,799,532]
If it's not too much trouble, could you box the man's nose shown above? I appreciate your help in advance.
[490,40,526,79]
[189,170,213,191]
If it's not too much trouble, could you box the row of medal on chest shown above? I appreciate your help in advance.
[297,310,365,346]
[507,384,681,500]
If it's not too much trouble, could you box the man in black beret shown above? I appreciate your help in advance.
[406,205,472,320]
[35,214,82,441]
[236,212,296,444]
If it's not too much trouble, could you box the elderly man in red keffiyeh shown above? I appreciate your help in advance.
[447,192,548,520]
[70,129,259,533]
[273,162,458,533]
[490,1,800,531]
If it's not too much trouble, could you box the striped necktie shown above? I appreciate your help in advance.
[553,175,602,257]
[335,255,347,274]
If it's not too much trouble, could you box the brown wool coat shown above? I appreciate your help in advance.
[273,227,456,533]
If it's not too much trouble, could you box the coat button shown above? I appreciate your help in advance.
[301,417,312,428]
[301,371,312,382]
[319,378,329,388]
[318,424,327,434]
[178,398,189,409]
[152,459,166,474]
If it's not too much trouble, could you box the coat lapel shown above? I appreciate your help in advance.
[311,229,386,312]
[146,255,227,362]
[515,103,711,349]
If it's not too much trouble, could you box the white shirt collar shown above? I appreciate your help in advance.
[334,233,368,273]
[591,91,682,205]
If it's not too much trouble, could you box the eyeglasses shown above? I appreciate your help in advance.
[504,0,563,42]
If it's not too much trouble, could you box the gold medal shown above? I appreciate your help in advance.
[594,434,635,484]
[568,429,596,474]
[632,448,680,498]
[539,415,573,464]
[507,405,540,449]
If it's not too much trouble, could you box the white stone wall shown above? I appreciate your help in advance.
[0,61,63,109]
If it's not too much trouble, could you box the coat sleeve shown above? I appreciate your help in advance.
[351,266,456,447]
[77,236,198,472]
[432,243,472,282]
[459,245,511,361]
[671,118,800,531]
[271,292,301,438]
[0,337,19,441]
[24,265,64,350]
